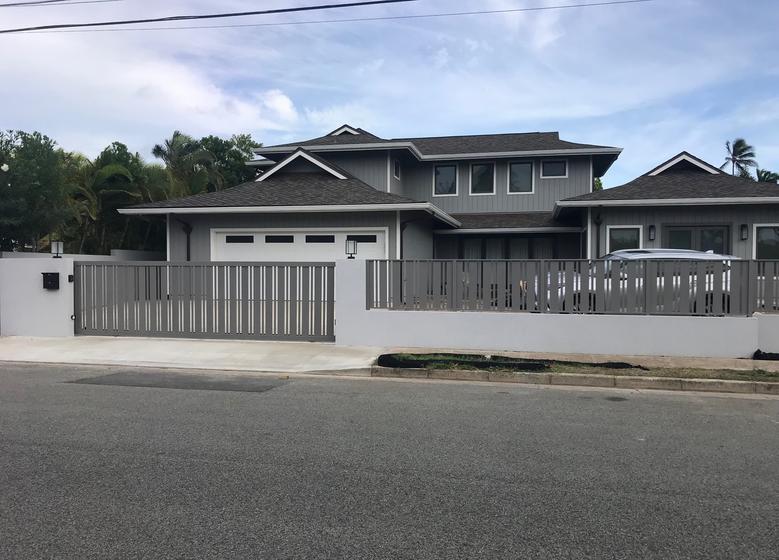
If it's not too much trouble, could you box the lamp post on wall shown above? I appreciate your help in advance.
[345,238,357,259]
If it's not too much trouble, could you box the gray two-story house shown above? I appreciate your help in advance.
[121,124,622,261]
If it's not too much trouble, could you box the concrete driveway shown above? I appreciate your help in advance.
[0,336,382,373]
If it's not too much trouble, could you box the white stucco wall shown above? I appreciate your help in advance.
[0,257,75,337]
[756,313,779,353]
[335,259,762,359]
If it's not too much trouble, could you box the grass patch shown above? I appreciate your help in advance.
[377,353,779,383]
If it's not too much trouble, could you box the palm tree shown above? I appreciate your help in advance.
[757,168,779,184]
[152,131,218,199]
[721,138,757,176]
[66,157,138,253]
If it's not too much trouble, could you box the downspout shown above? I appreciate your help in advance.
[176,218,193,262]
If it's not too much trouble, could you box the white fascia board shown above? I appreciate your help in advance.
[434,227,583,235]
[556,197,779,208]
[648,153,721,176]
[257,150,346,181]
[330,125,361,135]
[119,203,462,227]
[254,144,621,161]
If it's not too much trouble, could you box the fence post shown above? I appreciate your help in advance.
[747,260,758,315]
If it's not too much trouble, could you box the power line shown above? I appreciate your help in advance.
[0,0,120,7]
[0,0,419,33]
[13,0,656,35]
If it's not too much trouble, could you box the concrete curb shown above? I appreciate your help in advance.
[370,366,779,395]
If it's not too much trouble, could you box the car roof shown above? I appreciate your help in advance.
[604,249,739,260]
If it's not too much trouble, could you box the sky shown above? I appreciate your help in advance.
[0,0,777,187]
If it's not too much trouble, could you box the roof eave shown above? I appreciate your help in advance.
[255,143,622,161]
[556,197,779,208]
[118,202,461,227]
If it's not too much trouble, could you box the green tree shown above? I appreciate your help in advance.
[756,168,779,184]
[593,177,603,191]
[0,131,69,251]
[64,154,137,253]
[721,138,757,176]
[199,133,261,190]
[152,131,215,199]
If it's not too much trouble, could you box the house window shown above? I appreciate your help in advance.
[607,226,641,252]
[347,234,377,243]
[755,225,779,259]
[470,163,495,195]
[433,164,458,196]
[225,235,254,244]
[265,235,294,243]
[305,235,335,243]
[666,226,728,254]
[541,159,567,178]
[393,159,401,180]
[508,162,533,194]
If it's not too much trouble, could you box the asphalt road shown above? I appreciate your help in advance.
[0,362,777,560]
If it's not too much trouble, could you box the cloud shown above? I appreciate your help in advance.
[0,0,776,183]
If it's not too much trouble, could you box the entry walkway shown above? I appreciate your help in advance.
[0,336,382,374]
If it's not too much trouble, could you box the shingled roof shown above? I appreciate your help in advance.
[447,212,580,231]
[264,128,618,156]
[560,151,779,206]
[127,173,417,210]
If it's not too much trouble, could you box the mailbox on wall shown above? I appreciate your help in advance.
[42,272,60,290]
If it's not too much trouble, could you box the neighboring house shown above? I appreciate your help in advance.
[557,151,779,259]
[118,126,779,261]
[120,124,620,261]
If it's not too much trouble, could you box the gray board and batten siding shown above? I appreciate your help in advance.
[590,204,779,258]
[401,156,593,213]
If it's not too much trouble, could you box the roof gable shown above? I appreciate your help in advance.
[328,124,362,136]
[257,148,348,182]
[646,151,722,176]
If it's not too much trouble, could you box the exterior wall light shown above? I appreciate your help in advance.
[741,224,749,241]
[51,241,64,258]
[648,224,656,242]
[345,238,357,259]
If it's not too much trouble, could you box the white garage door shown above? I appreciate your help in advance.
[211,229,388,262]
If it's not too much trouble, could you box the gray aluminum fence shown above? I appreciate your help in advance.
[74,261,335,341]
[367,259,779,317]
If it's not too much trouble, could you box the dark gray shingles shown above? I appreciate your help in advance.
[564,172,779,202]
[450,212,578,229]
[264,131,619,155]
[130,173,418,209]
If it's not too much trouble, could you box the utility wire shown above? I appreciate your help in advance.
[0,0,120,7]
[12,0,656,35]
[0,0,419,33]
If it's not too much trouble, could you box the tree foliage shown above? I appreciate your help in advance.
[0,130,261,253]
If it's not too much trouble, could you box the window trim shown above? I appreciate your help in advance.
[540,158,568,179]
[468,161,496,196]
[506,160,535,195]
[431,163,459,197]
[753,223,779,259]
[393,159,401,181]
[606,225,643,253]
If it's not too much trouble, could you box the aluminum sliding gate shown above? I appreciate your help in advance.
[74,261,335,341]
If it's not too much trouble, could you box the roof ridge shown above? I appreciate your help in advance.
[394,131,557,141]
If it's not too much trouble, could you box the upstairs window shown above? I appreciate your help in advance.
[508,162,533,194]
[393,159,401,180]
[470,163,495,195]
[541,159,567,178]
[433,164,458,196]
